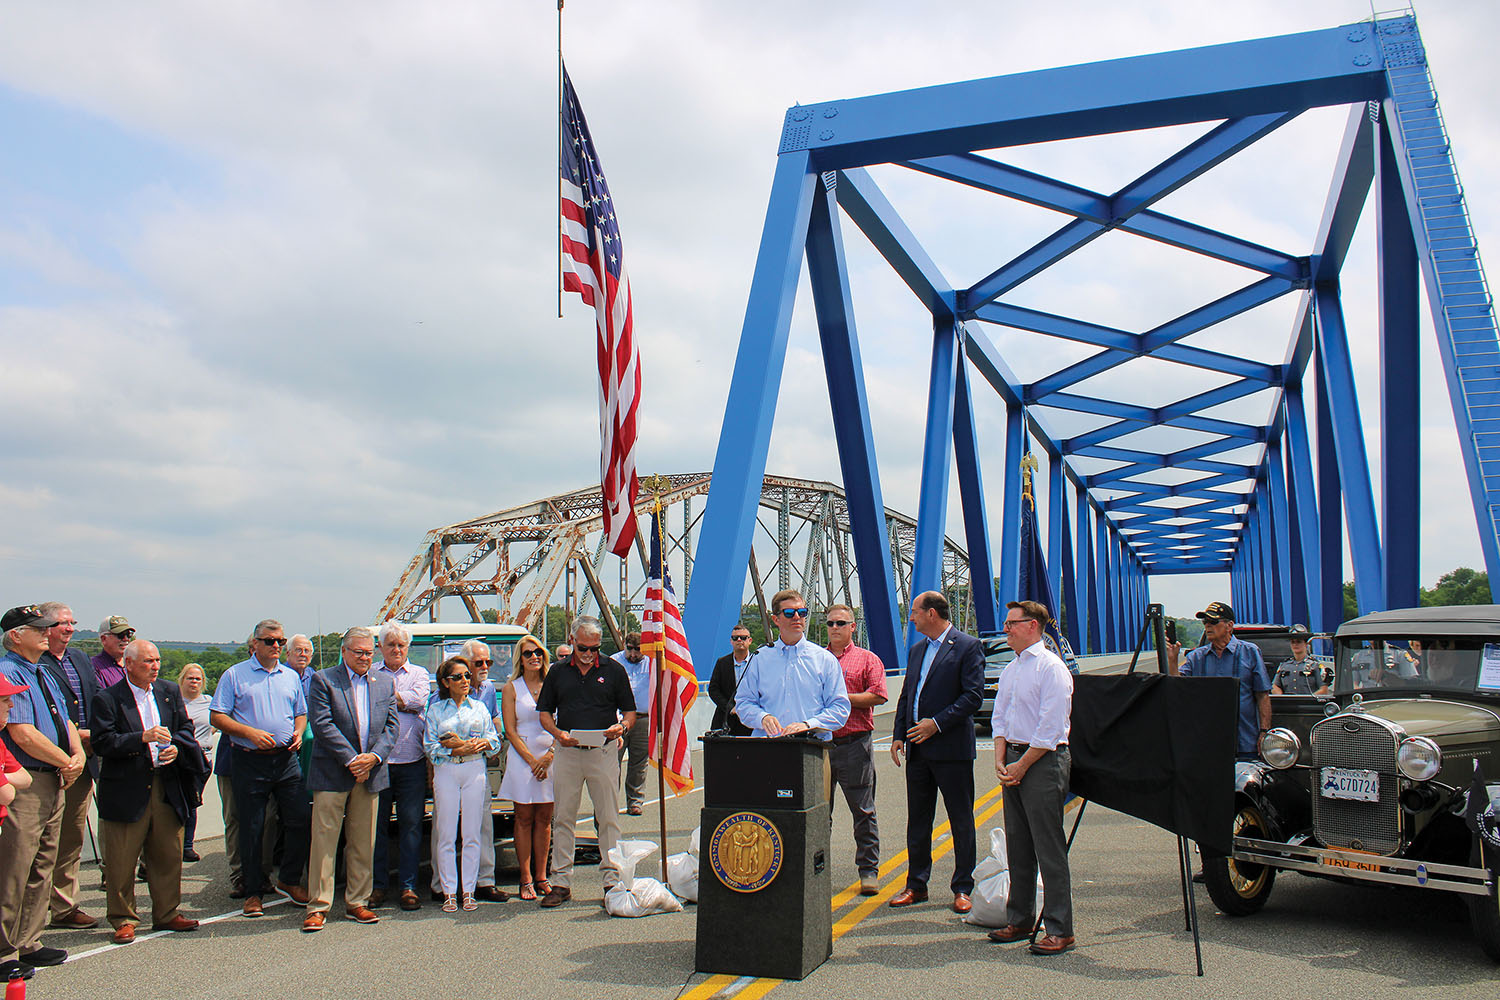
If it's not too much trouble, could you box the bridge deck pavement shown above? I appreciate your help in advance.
[33,702,1498,1000]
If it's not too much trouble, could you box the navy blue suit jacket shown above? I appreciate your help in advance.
[892,626,984,762]
[42,647,101,778]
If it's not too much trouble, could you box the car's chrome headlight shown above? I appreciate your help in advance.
[1259,727,1301,769]
[1397,736,1442,781]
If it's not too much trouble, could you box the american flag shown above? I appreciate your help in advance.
[640,509,696,796]
[560,63,640,556]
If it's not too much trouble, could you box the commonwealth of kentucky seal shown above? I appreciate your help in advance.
[708,811,783,892]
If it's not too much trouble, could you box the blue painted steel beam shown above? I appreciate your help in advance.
[781,23,1384,169]
[1096,510,1112,650]
[1283,388,1321,630]
[804,175,906,672]
[951,345,999,634]
[903,153,1305,279]
[1288,106,1375,378]
[1048,453,1066,620]
[1314,283,1385,614]
[1061,482,1080,652]
[1315,352,1345,629]
[683,152,818,672]
[1074,485,1086,656]
[966,114,1296,308]
[908,315,961,650]
[1080,494,1098,654]
[835,167,954,317]
[1267,437,1294,622]
[974,302,1135,351]
[1380,75,1500,595]
[1376,115,1421,609]
[998,405,1024,608]
[1140,276,1301,353]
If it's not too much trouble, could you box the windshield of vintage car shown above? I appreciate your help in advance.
[1334,637,1500,695]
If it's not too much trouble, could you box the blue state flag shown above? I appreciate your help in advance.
[1017,457,1077,670]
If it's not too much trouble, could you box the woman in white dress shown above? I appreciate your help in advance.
[498,634,555,900]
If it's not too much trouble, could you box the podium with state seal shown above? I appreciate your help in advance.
[695,734,832,980]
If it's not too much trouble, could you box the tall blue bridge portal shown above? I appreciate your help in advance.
[682,15,1500,677]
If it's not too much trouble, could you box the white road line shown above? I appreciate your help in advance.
[65,895,295,964]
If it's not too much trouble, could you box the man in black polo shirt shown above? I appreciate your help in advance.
[536,617,636,908]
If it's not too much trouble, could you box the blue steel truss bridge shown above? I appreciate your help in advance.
[682,13,1500,680]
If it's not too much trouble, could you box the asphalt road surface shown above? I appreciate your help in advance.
[29,699,1500,1000]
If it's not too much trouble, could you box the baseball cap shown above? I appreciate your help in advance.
[0,675,29,696]
[1194,601,1235,624]
[100,615,135,637]
[1,605,59,632]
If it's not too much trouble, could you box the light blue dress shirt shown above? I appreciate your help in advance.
[211,657,308,749]
[613,651,653,717]
[422,696,500,764]
[734,638,851,741]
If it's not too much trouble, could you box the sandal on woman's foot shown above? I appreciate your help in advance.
[535,879,552,896]
[462,892,478,912]
[518,882,536,901]
[442,894,457,913]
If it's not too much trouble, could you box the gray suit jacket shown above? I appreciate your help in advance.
[307,664,399,794]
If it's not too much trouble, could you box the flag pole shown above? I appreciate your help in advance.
[641,473,673,883]
[556,0,564,319]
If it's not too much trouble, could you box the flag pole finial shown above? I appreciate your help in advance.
[641,473,672,515]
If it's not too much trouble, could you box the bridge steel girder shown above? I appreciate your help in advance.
[679,15,1491,666]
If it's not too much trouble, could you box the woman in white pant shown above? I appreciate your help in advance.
[423,656,499,912]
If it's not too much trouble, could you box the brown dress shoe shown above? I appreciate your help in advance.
[111,924,136,945]
[887,887,928,907]
[987,923,1031,943]
[275,881,310,905]
[301,912,326,933]
[538,886,572,908]
[953,893,973,914]
[473,886,509,903]
[399,889,422,911]
[345,906,379,924]
[368,888,386,908]
[1029,934,1076,955]
[152,915,199,932]
[52,909,99,930]
[242,896,264,918]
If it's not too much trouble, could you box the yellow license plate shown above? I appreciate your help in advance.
[1322,854,1381,872]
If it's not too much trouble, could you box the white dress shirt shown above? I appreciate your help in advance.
[991,637,1073,750]
[130,680,162,765]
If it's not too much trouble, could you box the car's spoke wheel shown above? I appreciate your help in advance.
[1203,801,1275,916]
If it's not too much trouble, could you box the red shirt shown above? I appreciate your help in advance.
[0,741,20,826]
[829,643,888,737]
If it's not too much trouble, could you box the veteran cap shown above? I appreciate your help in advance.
[1194,601,1235,624]
[100,615,135,637]
[1,605,58,632]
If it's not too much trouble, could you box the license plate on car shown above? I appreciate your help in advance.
[1320,767,1380,802]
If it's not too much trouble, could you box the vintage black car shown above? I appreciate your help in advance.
[1203,605,1500,961]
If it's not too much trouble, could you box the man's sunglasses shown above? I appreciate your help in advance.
[826,619,854,627]
[472,658,492,666]
[777,608,810,619]
[258,636,287,647]
[731,634,751,641]
[575,644,601,653]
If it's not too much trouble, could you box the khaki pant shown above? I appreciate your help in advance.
[50,768,95,919]
[0,771,65,961]
[101,773,184,930]
[550,742,622,890]
[308,784,378,915]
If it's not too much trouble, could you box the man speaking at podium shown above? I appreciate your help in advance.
[734,590,849,740]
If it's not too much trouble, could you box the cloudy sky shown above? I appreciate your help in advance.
[2,1,1495,643]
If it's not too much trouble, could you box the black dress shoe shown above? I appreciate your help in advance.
[19,946,67,967]
[430,888,445,902]
[0,960,34,981]
[474,885,509,903]
[183,848,201,863]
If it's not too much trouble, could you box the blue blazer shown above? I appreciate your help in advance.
[306,665,398,794]
[42,648,102,779]
[892,626,985,762]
